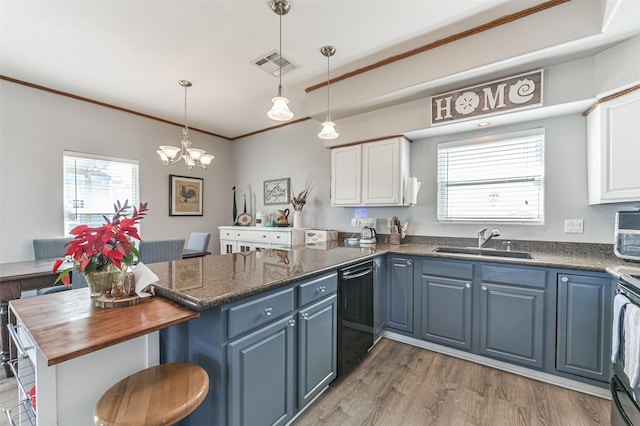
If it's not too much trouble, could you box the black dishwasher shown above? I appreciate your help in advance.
[337,260,374,377]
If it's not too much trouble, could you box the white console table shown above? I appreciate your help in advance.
[218,226,306,253]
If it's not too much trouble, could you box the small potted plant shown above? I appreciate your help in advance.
[53,200,148,297]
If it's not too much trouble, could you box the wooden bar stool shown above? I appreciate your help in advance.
[94,363,209,426]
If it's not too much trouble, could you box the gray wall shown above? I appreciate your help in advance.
[231,113,636,244]
[0,81,233,262]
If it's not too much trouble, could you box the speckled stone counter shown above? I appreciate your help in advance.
[147,241,633,311]
[147,246,381,310]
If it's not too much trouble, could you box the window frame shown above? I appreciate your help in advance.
[436,128,545,224]
[63,151,140,235]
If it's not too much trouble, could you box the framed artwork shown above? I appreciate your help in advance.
[264,177,290,205]
[169,175,203,216]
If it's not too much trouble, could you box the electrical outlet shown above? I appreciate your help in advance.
[564,219,584,233]
[350,218,358,227]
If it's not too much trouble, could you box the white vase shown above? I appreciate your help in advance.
[293,211,303,228]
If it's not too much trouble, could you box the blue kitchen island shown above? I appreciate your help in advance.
[148,246,381,426]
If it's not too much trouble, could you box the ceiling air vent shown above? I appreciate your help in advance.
[252,50,297,77]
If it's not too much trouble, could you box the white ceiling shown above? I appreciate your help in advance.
[2,0,640,140]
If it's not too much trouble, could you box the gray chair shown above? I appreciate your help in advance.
[33,238,73,295]
[138,239,185,264]
[186,232,211,252]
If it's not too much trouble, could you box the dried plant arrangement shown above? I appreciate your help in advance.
[290,173,317,212]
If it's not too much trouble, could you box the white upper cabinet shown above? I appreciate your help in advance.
[331,144,362,206]
[588,89,640,204]
[331,137,410,207]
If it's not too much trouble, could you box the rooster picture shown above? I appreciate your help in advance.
[180,184,197,203]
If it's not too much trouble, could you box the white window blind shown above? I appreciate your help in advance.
[437,128,545,222]
[63,152,139,235]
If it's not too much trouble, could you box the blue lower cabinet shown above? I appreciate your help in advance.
[298,295,337,409]
[556,273,612,383]
[479,282,545,368]
[228,315,296,426]
[386,257,414,333]
[420,274,472,350]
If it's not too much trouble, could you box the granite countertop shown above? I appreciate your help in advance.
[147,240,632,311]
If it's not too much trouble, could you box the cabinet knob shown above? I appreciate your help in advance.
[302,313,309,319]
[561,276,568,282]
[318,286,326,293]
[288,319,296,327]
[482,285,487,291]
[264,307,273,316]
[465,283,471,288]
[407,260,412,266]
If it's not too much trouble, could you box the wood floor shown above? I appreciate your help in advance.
[294,338,611,426]
[0,338,611,425]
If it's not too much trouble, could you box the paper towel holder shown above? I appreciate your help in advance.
[405,175,421,206]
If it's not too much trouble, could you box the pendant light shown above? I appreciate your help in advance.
[267,0,294,121]
[318,46,338,139]
[157,80,214,170]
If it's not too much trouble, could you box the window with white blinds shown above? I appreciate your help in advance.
[437,128,545,222]
[63,152,140,235]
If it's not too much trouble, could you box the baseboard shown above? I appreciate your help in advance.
[383,331,611,400]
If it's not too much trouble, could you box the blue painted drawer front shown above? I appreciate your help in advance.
[480,264,546,289]
[422,258,473,280]
[298,272,337,307]
[228,288,295,339]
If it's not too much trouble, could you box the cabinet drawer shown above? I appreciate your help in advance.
[480,264,547,289]
[228,288,295,338]
[268,232,291,245]
[422,259,472,280]
[298,273,337,307]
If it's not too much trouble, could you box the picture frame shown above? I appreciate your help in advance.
[264,177,290,205]
[169,174,203,216]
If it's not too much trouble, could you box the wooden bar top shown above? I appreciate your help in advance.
[9,288,199,366]
[0,258,59,281]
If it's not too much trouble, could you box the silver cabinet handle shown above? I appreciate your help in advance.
[318,286,326,293]
[482,285,487,291]
[561,276,568,282]
[407,260,412,265]
[289,319,296,327]
[302,313,309,319]
[465,283,471,288]
[264,307,273,316]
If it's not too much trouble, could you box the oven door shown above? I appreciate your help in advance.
[612,375,640,425]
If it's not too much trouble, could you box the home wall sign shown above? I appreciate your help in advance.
[430,70,543,126]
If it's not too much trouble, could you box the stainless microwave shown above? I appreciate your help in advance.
[614,210,640,261]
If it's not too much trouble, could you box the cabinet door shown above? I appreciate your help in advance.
[373,257,386,339]
[588,90,640,204]
[479,283,545,368]
[386,257,413,333]
[557,273,612,382]
[420,275,472,350]
[331,145,362,206]
[228,315,295,426]
[298,295,337,410]
[362,139,401,205]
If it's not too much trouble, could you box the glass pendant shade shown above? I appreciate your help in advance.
[268,95,294,121]
[318,120,339,139]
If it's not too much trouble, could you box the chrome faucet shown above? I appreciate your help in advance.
[478,228,500,248]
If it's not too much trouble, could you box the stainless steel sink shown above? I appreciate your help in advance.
[433,246,534,260]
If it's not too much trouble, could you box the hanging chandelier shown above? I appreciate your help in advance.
[318,45,338,139]
[157,80,215,170]
[267,0,294,121]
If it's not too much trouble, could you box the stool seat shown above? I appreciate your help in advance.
[94,363,209,426]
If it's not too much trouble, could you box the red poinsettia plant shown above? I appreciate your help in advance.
[53,200,149,287]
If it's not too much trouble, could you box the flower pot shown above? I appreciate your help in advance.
[83,264,127,298]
